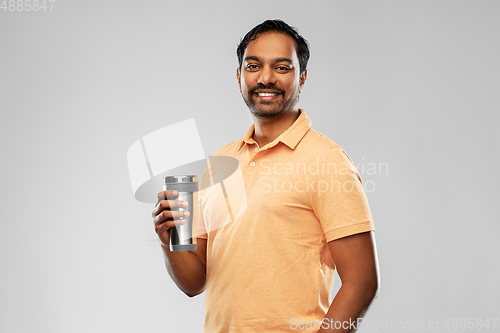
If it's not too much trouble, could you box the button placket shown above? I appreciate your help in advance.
[248,144,259,167]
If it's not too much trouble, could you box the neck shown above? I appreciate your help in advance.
[252,109,301,147]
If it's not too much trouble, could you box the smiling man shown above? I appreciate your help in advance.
[238,32,304,117]
[153,19,379,333]
[237,31,306,148]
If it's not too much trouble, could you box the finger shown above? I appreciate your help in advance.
[156,190,179,204]
[153,210,190,226]
[153,210,171,226]
[152,199,189,218]
[155,217,187,233]
[156,191,166,204]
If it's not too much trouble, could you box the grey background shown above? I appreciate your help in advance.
[1,0,499,332]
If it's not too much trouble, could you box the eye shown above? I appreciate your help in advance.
[276,66,290,72]
[246,64,260,71]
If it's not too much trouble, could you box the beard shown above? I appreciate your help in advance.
[242,83,300,120]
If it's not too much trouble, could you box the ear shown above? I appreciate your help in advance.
[299,69,307,93]
[236,67,241,92]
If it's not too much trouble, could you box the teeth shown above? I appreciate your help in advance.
[258,92,278,97]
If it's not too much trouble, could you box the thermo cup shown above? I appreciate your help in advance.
[163,175,198,251]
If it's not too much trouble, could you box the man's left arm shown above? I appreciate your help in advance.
[318,231,380,333]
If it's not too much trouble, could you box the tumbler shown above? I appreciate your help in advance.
[163,175,198,251]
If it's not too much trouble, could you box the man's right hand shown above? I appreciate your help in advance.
[152,190,191,246]
[152,190,207,297]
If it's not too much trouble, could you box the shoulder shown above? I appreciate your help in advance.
[199,138,242,189]
[212,138,242,157]
[302,127,341,153]
[301,128,357,166]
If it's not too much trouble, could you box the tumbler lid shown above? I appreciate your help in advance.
[164,175,197,184]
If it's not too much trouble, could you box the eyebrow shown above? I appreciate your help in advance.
[244,56,294,64]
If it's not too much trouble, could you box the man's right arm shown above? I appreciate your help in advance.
[161,238,207,297]
[153,190,207,297]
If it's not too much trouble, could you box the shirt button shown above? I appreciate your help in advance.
[250,161,255,166]
[254,147,259,152]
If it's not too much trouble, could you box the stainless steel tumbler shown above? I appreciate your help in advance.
[163,175,198,251]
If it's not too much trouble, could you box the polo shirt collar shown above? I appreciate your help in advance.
[237,109,312,152]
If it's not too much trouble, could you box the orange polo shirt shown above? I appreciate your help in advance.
[194,109,374,333]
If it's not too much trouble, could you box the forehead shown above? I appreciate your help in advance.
[243,32,299,63]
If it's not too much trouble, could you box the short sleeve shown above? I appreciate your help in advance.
[311,147,375,242]
[193,191,208,239]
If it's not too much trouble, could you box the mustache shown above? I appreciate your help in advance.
[249,84,285,95]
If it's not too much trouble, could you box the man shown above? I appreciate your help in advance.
[152,19,379,333]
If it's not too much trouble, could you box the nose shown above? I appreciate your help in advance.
[257,66,277,86]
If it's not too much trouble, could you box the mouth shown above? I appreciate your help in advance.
[254,90,282,101]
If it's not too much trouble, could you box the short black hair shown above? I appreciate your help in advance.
[237,19,310,75]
